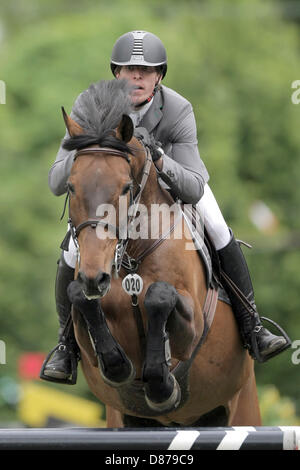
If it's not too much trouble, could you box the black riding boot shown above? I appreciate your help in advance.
[40,253,79,384]
[218,232,290,362]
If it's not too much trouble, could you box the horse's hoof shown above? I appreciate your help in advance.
[144,374,181,413]
[97,355,136,388]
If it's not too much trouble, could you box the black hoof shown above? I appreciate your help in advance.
[97,350,136,387]
[144,374,181,413]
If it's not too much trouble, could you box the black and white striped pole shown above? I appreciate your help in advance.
[0,427,299,450]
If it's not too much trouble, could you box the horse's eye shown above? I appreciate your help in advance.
[67,182,75,195]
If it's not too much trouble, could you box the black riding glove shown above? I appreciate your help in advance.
[134,127,164,162]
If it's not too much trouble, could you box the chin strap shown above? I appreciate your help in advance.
[134,84,160,109]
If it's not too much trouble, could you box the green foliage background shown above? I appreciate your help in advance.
[0,0,299,425]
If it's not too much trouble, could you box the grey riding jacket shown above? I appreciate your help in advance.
[48,84,209,204]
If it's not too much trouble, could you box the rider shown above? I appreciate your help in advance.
[42,30,289,383]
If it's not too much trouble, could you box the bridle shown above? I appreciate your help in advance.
[72,146,142,241]
[62,142,154,275]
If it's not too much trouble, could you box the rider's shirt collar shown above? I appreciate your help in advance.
[130,99,153,127]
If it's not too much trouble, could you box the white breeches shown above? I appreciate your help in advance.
[63,184,231,268]
[197,184,231,251]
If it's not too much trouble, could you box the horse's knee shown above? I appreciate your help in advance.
[67,280,85,307]
[67,280,97,315]
[144,281,178,318]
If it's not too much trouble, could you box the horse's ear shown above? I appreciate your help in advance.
[61,106,84,137]
[116,114,134,143]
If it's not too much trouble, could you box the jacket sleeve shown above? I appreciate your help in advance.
[48,130,76,196]
[157,106,209,205]
[48,93,86,196]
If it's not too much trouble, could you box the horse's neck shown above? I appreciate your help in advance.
[126,163,176,257]
[140,162,173,206]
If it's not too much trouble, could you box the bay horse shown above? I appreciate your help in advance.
[61,80,261,428]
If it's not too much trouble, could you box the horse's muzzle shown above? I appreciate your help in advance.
[77,270,111,300]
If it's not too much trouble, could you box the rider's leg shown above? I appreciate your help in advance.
[197,184,288,361]
[42,235,79,382]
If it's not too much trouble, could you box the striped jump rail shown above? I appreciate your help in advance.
[0,426,299,451]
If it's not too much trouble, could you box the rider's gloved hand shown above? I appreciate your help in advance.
[134,127,164,162]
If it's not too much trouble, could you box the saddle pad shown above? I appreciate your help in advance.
[180,203,230,305]
[180,204,212,286]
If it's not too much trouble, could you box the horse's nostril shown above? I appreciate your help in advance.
[96,272,111,288]
[77,271,86,285]
[77,270,110,298]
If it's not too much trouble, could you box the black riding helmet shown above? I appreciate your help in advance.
[110,30,167,79]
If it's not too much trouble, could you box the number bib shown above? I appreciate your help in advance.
[122,273,143,296]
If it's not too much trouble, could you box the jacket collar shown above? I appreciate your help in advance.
[139,88,163,133]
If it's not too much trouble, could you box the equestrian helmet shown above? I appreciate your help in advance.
[110,31,167,78]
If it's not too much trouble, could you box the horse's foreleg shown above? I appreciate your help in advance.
[143,281,181,413]
[106,405,124,428]
[67,280,135,387]
[229,366,262,426]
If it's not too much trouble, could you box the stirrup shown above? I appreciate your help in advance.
[39,342,79,385]
[249,317,291,363]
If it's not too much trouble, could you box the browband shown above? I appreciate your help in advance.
[75,147,131,163]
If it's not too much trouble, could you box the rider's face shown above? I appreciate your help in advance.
[116,65,162,105]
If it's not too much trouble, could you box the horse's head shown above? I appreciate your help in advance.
[62,107,147,300]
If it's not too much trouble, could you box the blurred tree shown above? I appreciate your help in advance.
[258,385,300,426]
